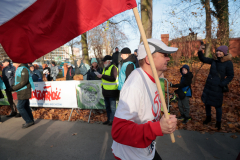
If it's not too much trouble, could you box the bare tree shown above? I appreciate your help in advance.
[88,22,128,61]
[211,0,229,47]
[141,0,152,42]
[201,0,212,57]
[81,32,90,65]
[67,36,81,62]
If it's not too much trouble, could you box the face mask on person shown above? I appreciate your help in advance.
[104,62,109,68]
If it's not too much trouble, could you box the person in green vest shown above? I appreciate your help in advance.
[97,55,118,126]
[9,63,35,128]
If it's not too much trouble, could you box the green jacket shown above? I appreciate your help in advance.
[12,64,32,100]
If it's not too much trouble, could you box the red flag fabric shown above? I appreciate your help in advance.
[0,0,137,63]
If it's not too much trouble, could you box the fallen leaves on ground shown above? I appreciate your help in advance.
[0,63,239,134]
[165,63,240,134]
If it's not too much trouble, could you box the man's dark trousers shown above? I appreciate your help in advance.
[16,99,34,123]
[5,89,16,112]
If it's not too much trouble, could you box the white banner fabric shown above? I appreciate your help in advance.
[30,81,78,108]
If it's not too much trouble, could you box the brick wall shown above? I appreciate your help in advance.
[229,38,240,57]
[161,34,240,57]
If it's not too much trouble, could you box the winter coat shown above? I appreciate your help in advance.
[66,66,75,80]
[101,63,119,98]
[78,60,90,80]
[2,64,16,89]
[118,54,137,90]
[83,64,90,80]
[172,64,193,97]
[0,77,6,90]
[86,66,103,80]
[12,64,32,100]
[112,51,122,66]
[30,69,42,82]
[198,51,234,107]
[133,54,139,68]
[50,66,59,78]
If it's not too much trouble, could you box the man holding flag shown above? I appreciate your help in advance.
[0,0,178,156]
[111,39,178,160]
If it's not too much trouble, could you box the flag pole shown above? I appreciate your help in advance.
[132,7,175,143]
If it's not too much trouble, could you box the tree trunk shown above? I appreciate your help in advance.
[212,0,229,47]
[204,0,212,57]
[70,44,74,62]
[41,56,45,64]
[140,0,152,42]
[81,32,90,65]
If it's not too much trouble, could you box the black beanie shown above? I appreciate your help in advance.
[121,47,131,54]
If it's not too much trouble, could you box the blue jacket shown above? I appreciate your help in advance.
[12,64,33,100]
[0,77,6,90]
[2,64,16,89]
[198,51,234,107]
[118,54,136,90]
[172,64,193,97]
[30,69,42,82]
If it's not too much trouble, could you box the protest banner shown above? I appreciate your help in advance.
[30,81,78,108]
[76,80,105,109]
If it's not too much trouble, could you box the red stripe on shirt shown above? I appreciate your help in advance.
[144,70,155,83]
[111,117,163,148]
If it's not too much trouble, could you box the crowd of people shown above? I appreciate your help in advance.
[0,38,234,160]
[97,39,234,160]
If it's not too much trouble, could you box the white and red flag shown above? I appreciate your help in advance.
[0,0,137,63]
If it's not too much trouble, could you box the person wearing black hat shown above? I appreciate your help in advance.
[118,48,137,90]
[97,55,118,126]
[2,59,17,117]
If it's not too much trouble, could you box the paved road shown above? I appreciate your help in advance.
[0,116,239,160]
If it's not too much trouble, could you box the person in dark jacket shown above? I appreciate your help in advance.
[43,65,52,81]
[10,63,35,128]
[87,58,103,80]
[198,45,234,130]
[133,49,139,68]
[97,55,118,126]
[112,47,122,69]
[2,59,17,117]
[66,63,75,80]
[118,47,136,90]
[171,64,193,124]
[29,65,42,82]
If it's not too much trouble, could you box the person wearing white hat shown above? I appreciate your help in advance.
[111,39,178,160]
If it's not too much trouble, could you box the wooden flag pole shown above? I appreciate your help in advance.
[132,7,175,143]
